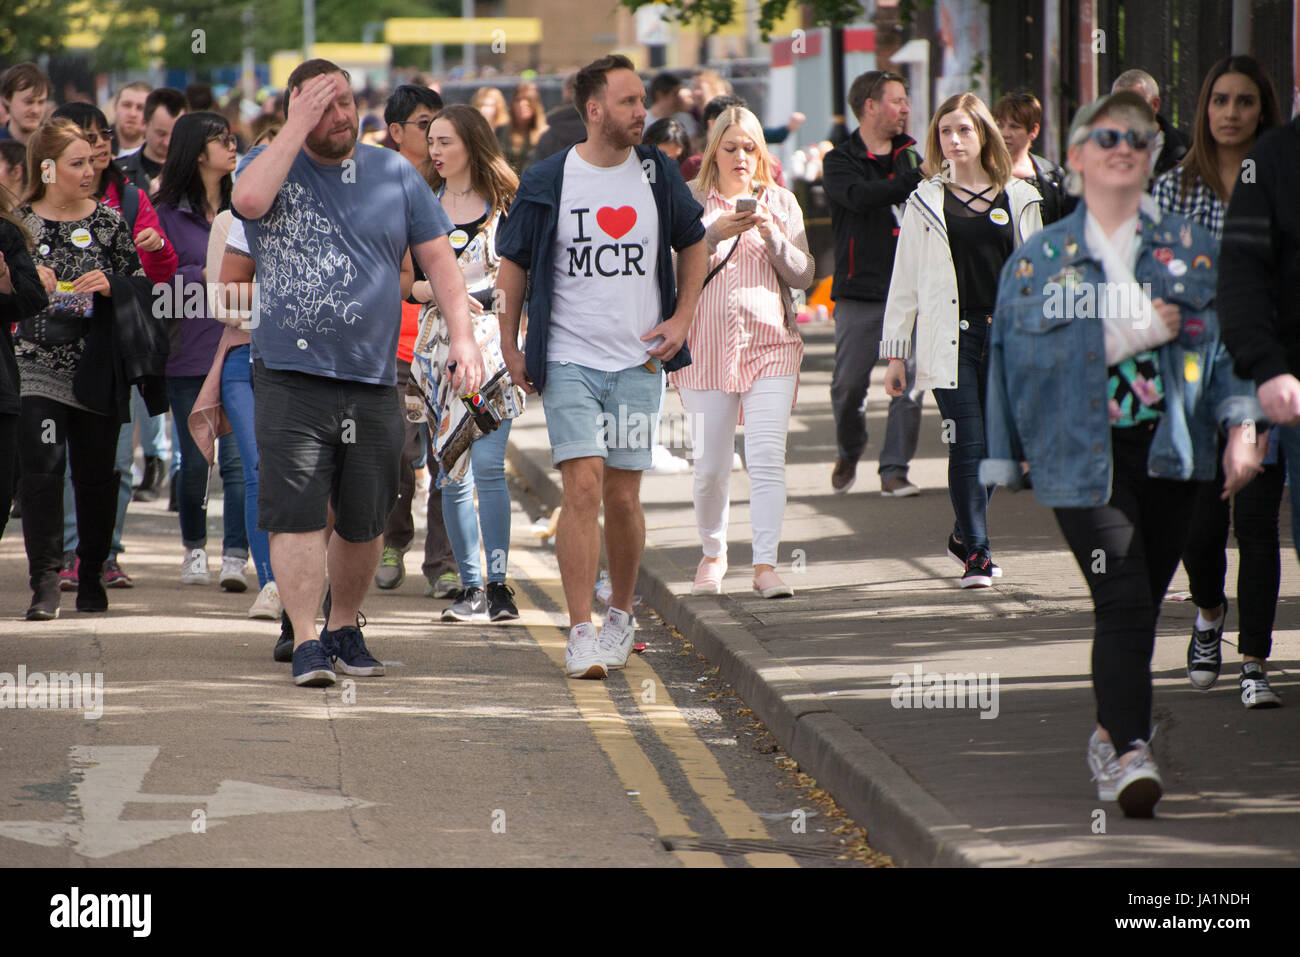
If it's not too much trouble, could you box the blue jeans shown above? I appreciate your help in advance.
[62,421,133,556]
[167,375,248,556]
[221,346,272,587]
[131,386,170,460]
[931,311,995,556]
[442,419,513,587]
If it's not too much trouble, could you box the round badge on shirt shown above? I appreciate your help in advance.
[1167,259,1188,277]
[449,228,469,250]
[988,208,1010,226]
[38,243,50,256]
[70,227,92,249]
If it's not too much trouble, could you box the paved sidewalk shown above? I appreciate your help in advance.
[505,322,1300,867]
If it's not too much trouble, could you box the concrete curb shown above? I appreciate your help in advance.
[505,441,1027,868]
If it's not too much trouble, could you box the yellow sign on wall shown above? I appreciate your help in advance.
[383,18,543,45]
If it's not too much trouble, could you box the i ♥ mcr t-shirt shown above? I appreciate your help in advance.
[548,149,661,370]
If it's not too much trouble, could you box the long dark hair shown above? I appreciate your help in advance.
[425,104,518,218]
[50,101,129,201]
[1178,55,1281,202]
[152,111,233,217]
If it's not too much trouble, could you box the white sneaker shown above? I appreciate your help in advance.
[220,555,249,593]
[650,444,691,474]
[599,608,636,671]
[181,547,211,585]
[248,580,282,620]
[1115,739,1163,818]
[565,622,607,680]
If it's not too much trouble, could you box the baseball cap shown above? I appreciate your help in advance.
[1066,89,1156,147]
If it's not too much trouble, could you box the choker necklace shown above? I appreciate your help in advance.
[444,184,474,198]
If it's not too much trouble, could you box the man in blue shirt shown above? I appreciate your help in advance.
[233,59,484,687]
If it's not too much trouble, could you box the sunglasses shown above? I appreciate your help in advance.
[208,133,239,149]
[1085,127,1152,151]
[85,128,114,144]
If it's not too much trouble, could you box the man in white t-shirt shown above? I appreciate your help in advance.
[498,54,707,680]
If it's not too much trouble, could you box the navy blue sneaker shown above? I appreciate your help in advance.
[325,625,385,677]
[292,639,336,687]
[274,611,294,663]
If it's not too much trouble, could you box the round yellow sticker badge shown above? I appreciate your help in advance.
[70,227,92,249]
[1184,354,1201,383]
[448,229,469,249]
[989,208,1010,226]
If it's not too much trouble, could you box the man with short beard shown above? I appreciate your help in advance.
[112,82,151,157]
[232,59,485,687]
[497,54,707,679]
[118,88,187,194]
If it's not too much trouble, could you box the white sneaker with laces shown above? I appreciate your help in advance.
[248,580,282,619]
[181,547,211,585]
[565,622,607,679]
[599,608,636,670]
[220,555,249,592]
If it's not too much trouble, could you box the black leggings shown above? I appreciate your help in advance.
[0,412,16,542]
[18,395,119,582]
[1181,435,1286,659]
[1053,425,1198,755]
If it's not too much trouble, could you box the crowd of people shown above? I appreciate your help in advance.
[0,49,1297,819]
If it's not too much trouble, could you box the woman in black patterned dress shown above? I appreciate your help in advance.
[15,118,144,619]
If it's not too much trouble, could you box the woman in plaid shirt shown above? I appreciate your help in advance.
[1153,56,1288,709]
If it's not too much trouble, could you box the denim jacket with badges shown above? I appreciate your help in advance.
[495,142,705,395]
[979,201,1263,508]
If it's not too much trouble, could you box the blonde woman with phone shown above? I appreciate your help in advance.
[674,106,814,598]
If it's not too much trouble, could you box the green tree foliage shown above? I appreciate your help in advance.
[619,0,866,40]
[1,0,70,62]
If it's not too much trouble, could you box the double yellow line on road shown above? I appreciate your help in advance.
[511,548,798,868]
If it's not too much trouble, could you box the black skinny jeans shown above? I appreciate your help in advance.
[1053,424,1198,755]
[931,310,995,555]
[1181,434,1286,659]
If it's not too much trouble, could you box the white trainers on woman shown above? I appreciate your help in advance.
[181,548,210,585]
[248,580,282,620]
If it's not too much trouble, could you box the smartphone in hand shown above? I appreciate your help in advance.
[735,197,757,214]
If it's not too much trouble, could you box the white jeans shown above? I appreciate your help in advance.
[679,375,796,567]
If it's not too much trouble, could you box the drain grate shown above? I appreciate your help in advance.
[661,837,848,861]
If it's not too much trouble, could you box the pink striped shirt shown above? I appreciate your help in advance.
[670,187,805,395]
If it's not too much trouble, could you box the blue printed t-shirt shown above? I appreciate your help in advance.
[235,143,452,386]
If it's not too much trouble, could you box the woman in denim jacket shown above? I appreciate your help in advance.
[980,92,1266,818]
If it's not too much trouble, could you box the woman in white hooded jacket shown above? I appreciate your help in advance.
[881,92,1042,587]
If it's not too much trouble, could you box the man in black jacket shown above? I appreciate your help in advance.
[528,74,587,167]
[117,88,187,194]
[822,70,925,496]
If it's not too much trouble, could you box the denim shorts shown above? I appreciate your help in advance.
[541,360,662,471]
[253,361,404,542]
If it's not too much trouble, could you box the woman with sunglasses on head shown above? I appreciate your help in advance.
[1152,56,1285,709]
[15,118,148,619]
[881,92,1043,588]
[153,112,250,593]
[672,107,813,598]
[419,103,524,624]
[982,91,1266,816]
[47,102,178,591]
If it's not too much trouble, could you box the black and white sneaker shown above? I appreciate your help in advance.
[274,611,294,663]
[1240,662,1282,709]
[961,550,994,589]
[442,586,489,622]
[1187,604,1225,690]
[946,533,1002,577]
[486,582,519,621]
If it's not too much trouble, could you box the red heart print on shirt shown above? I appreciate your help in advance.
[597,206,637,240]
